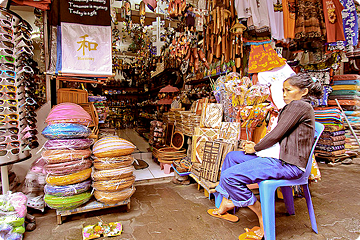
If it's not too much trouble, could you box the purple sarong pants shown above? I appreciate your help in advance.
[215,151,303,207]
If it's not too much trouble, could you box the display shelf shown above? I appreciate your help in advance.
[1,155,32,193]
[109,105,137,108]
[56,198,130,225]
[186,71,229,85]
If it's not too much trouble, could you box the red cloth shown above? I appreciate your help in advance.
[322,0,345,43]
[11,0,50,10]
[248,43,286,74]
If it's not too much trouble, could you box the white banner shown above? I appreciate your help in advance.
[61,22,112,76]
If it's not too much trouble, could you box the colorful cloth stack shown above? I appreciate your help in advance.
[344,111,360,153]
[41,103,94,210]
[328,74,360,111]
[314,108,346,157]
[327,74,360,153]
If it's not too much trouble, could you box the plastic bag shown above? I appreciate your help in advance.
[92,175,135,192]
[21,158,46,212]
[93,156,134,170]
[44,180,92,197]
[44,191,92,210]
[44,139,94,150]
[92,166,134,181]
[94,186,135,204]
[46,168,92,186]
[41,149,92,164]
[42,123,91,139]
[45,159,92,175]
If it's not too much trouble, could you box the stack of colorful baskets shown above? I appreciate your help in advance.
[42,103,94,210]
[92,137,136,204]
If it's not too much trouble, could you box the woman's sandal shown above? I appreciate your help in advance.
[207,209,239,222]
[238,226,264,240]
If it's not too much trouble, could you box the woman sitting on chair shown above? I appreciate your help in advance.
[208,73,323,239]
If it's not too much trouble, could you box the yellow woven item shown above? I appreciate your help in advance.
[93,137,136,158]
[92,166,135,181]
[42,149,92,164]
[94,186,136,204]
[93,156,134,170]
[94,149,134,158]
[92,175,135,192]
[46,168,92,186]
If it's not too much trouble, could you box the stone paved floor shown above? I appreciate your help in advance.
[25,162,360,240]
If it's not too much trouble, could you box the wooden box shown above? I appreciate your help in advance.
[57,88,88,104]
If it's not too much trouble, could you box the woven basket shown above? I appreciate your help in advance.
[45,159,92,175]
[92,175,135,192]
[42,149,92,164]
[46,168,92,186]
[44,180,92,197]
[94,148,134,158]
[92,166,135,181]
[94,186,136,204]
[153,147,186,162]
[44,191,92,210]
[93,156,134,170]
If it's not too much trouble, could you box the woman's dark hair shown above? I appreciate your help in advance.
[285,73,323,102]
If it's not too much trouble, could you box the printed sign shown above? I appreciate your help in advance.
[61,22,112,75]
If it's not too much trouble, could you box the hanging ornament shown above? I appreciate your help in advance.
[140,1,146,27]
[122,0,132,32]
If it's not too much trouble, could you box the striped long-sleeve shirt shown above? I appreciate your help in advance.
[254,100,315,169]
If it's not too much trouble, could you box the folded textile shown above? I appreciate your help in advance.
[321,130,345,137]
[328,95,360,100]
[341,105,360,111]
[333,80,360,85]
[344,111,360,116]
[330,90,360,96]
[331,85,360,91]
[315,149,346,156]
[328,100,360,106]
[315,144,345,152]
[324,124,345,132]
[333,74,360,81]
[317,139,346,146]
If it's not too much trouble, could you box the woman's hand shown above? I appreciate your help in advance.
[244,141,256,154]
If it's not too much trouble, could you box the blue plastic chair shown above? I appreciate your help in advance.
[259,122,324,240]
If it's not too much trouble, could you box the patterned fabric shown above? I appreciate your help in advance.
[315,149,346,155]
[200,104,223,129]
[314,85,332,106]
[192,127,220,163]
[219,122,241,143]
[321,130,346,137]
[317,139,346,146]
[248,43,286,73]
[307,70,331,85]
[315,143,345,152]
[339,0,359,51]
[294,0,326,40]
